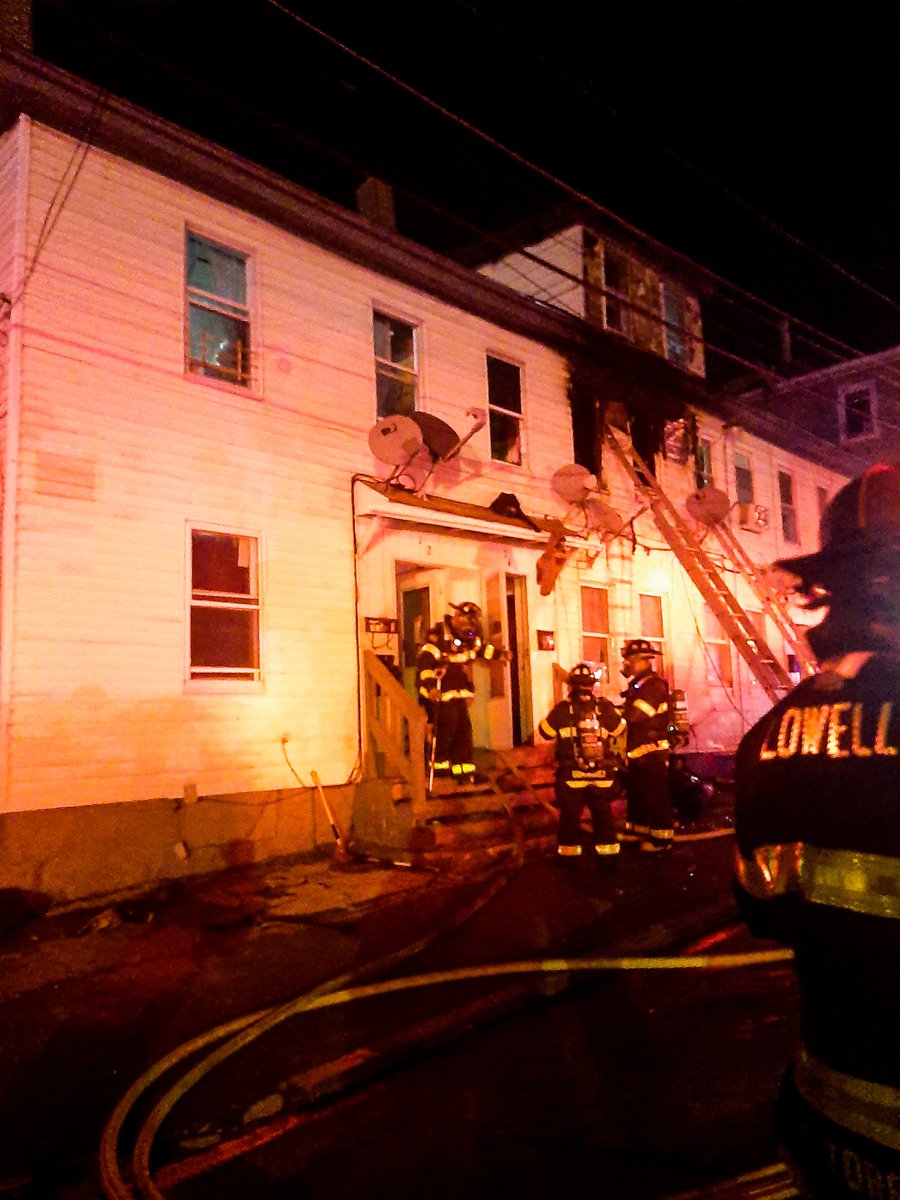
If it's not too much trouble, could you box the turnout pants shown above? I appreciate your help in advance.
[625,750,674,844]
[424,698,475,777]
[775,1066,900,1200]
[555,777,619,857]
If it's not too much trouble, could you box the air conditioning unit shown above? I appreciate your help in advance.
[736,502,769,532]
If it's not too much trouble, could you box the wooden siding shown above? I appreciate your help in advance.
[6,123,575,813]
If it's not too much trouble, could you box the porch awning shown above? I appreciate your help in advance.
[355,479,584,544]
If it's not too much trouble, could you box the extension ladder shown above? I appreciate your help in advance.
[604,428,795,703]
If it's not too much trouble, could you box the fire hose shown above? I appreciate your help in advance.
[101,938,793,1200]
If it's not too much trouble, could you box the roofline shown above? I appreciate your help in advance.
[0,50,610,358]
[0,51,859,474]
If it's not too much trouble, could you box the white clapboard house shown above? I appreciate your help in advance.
[0,52,858,901]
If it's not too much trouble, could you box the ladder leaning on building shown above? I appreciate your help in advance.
[604,427,814,704]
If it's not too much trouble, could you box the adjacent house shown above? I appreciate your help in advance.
[0,51,851,902]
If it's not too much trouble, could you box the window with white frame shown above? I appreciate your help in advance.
[838,383,878,441]
[581,586,611,676]
[778,470,798,543]
[190,530,260,680]
[734,451,754,503]
[638,593,666,677]
[486,355,523,464]
[186,233,252,387]
[374,311,417,417]
[702,604,734,688]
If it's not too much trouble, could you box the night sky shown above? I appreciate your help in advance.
[31,0,900,359]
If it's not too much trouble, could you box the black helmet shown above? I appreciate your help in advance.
[567,662,598,691]
[450,601,482,619]
[622,638,657,660]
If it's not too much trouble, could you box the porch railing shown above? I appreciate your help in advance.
[362,650,428,816]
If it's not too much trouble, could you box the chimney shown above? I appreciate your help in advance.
[356,177,397,233]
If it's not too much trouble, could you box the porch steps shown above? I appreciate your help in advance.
[350,744,561,869]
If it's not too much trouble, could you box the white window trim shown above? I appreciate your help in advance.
[373,308,420,417]
[837,381,879,442]
[185,522,265,692]
[777,468,799,545]
[184,228,260,397]
[486,352,526,468]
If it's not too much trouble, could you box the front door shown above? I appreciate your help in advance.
[397,564,490,744]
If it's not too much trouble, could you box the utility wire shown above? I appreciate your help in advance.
[13,13,900,438]
[260,0,900,367]
[450,0,900,321]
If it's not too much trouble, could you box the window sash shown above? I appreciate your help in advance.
[186,235,251,387]
[734,452,754,503]
[374,313,417,417]
[581,586,610,673]
[190,531,260,681]
[487,356,523,464]
[778,471,798,543]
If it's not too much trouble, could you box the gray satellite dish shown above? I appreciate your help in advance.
[551,463,599,504]
[685,486,731,525]
[368,416,424,465]
[584,498,625,536]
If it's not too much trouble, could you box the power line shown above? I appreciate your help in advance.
[260,0,900,368]
[450,0,900,322]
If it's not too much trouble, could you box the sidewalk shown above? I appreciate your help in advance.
[0,833,741,1197]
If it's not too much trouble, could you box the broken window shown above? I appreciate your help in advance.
[838,383,877,441]
[486,355,523,464]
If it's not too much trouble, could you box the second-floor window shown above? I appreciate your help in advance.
[190,529,260,681]
[486,355,523,464]
[374,312,417,418]
[734,451,754,504]
[694,438,714,489]
[778,470,798,543]
[186,233,251,387]
[838,383,878,441]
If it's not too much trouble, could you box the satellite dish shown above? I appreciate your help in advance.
[368,416,424,465]
[584,499,625,536]
[409,412,461,461]
[551,463,599,505]
[686,486,731,526]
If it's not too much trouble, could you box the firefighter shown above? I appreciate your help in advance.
[415,601,505,784]
[620,638,675,852]
[539,662,626,866]
[734,462,900,1200]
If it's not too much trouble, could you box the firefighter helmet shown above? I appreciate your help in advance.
[450,601,483,619]
[775,462,900,585]
[567,662,598,693]
[622,638,657,660]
